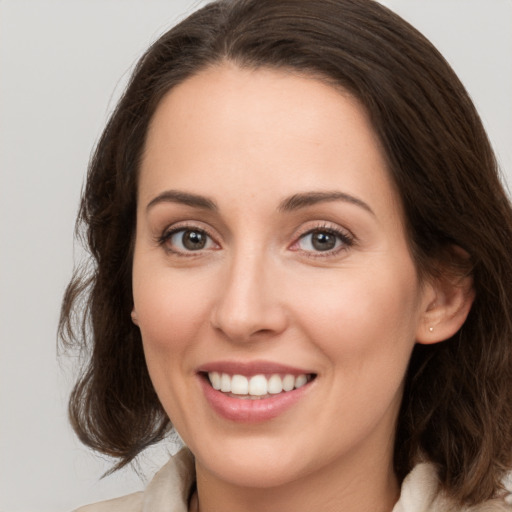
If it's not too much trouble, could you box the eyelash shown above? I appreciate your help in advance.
[156,223,218,257]
[290,223,355,258]
[156,222,355,258]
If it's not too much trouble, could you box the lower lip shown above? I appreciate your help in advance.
[199,376,312,423]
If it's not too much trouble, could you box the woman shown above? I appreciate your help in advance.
[60,0,512,510]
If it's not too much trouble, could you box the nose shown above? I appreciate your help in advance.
[210,250,288,343]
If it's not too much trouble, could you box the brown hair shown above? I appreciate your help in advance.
[60,0,512,505]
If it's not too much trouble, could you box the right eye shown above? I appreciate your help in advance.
[160,227,218,254]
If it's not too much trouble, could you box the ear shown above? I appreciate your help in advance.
[131,308,139,326]
[416,267,475,345]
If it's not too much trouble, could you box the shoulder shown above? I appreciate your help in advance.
[74,492,143,512]
[394,463,512,512]
[73,448,195,512]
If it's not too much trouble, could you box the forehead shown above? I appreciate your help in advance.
[139,63,401,226]
[143,63,377,162]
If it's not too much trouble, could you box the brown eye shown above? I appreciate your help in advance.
[182,230,207,250]
[310,231,337,251]
[296,228,351,254]
[165,228,216,252]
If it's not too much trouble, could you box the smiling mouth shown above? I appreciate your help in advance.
[204,372,316,399]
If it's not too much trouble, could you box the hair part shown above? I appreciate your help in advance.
[60,0,512,504]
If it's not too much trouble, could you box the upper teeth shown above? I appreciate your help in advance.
[208,372,309,396]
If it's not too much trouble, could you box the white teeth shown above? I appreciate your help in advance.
[220,373,231,392]
[209,371,221,390]
[295,374,308,389]
[267,374,283,394]
[208,372,312,396]
[231,375,249,395]
[248,375,267,396]
[282,374,295,391]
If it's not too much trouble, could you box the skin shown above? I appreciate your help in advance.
[132,63,473,512]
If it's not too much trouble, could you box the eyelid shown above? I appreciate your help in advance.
[154,219,355,258]
[289,221,355,256]
[156,221,221,256]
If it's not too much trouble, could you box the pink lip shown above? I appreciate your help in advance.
[197,360,312,377]
[197,360,316,423]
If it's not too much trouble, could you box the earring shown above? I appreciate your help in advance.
[429,326,434,332]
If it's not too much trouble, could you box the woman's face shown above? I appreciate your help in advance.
[132,64,434,490]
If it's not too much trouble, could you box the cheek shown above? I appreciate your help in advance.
[132,266,214,378]
[296,263,422,433]
[132,267,215,424]
[292,260,422,374]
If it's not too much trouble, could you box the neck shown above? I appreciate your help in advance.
[193,448,399,512]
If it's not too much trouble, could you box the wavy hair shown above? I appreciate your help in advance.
[60,0,512,505]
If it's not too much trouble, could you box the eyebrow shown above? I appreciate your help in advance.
[146,190,218,211]
[278,191,374,215]
[146,189,374,216]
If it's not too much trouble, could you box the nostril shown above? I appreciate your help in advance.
[209,275,289,342]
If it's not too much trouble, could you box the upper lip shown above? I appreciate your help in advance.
[197,360,315,377]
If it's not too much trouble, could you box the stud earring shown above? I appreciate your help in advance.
[429,326,434,332]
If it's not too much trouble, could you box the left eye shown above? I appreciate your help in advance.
[166,228,216,252]
[297,229,345,252]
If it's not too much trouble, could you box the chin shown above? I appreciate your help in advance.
[186,430,313,488]
[203,451,307,488]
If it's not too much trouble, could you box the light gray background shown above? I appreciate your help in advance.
[1,1,511,511]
